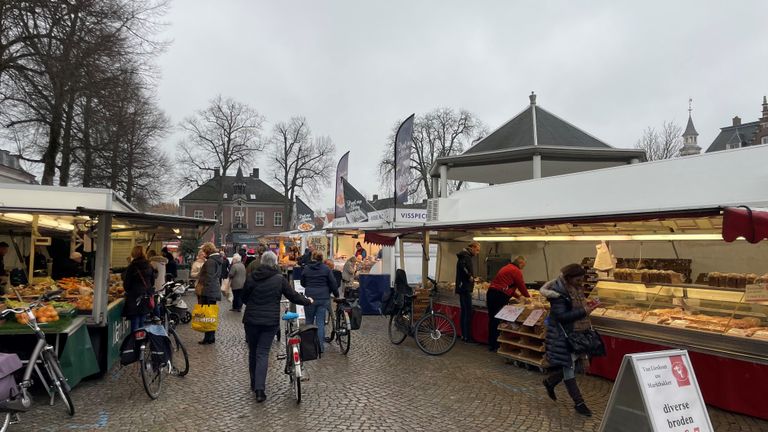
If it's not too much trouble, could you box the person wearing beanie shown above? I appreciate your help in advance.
[539,263,601,417]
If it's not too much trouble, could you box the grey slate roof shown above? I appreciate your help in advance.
[705,121,759,153]
[180,173,285,203]
[463,105,613,154]
[683,115,698,136]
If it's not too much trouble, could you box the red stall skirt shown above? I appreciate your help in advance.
[434,302,489,344]
[589,334,768,420]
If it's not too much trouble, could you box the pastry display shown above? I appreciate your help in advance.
[613,268,685,284]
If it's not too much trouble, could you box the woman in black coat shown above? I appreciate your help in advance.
[540,264,599,417]
[241,251,313,403]
[122,246,155,332]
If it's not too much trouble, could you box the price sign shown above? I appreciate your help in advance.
[495,305,525,322]
[745,283,768,303]
[523,309,545,326]
[600,350,713,432]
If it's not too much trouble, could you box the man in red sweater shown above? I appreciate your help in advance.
[487,256,529,352]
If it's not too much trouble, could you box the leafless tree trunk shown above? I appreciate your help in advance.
[177,95,265,243]
[378,108,486,201]
[635,121,683,161]
[267,117,335,229]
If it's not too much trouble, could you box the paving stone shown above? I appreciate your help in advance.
[11,293,768,431]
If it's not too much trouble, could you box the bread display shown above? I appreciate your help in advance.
[612,268,685,284]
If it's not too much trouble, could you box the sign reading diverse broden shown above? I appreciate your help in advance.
[600,350,713,432]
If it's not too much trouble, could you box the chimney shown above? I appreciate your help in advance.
[251,168,259,179]
[372,194,378,201]
[732,116,741,127]
[213,167,220,177]
[529,91,537,105]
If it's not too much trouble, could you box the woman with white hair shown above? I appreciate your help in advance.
[241,251,313,403]
[228,253,247,312]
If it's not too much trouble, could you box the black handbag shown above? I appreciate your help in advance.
[560,324,606,357]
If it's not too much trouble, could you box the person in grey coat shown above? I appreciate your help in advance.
[228,254,247,312]
[198,242,223,345]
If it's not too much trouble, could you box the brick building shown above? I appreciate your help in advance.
[179,167,286,249]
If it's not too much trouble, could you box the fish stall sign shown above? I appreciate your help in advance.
[599,350,713,432]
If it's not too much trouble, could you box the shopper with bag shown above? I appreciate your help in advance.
[241,251,313,402]
[228,254,247,311]
[194,242,223,345]
[540,264,603,417]
[122,246,155,332]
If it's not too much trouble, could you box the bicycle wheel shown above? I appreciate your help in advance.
[140,340,163,399]
[42,349,75,416]
[168,328,189,377]
[2,412,11,432]
[337,308,351,355]
[388,314,408,345]
[324,307,335,343]
[415,312,457,356]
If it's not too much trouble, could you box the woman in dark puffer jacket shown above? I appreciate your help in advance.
[241,251,313,403]
[540,264,600,417]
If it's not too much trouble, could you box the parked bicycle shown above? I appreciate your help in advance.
[324,298,351,355]
[1,290,74,432]
[277,301,304,404]
[154,284,189,377]
[388,286,457,356]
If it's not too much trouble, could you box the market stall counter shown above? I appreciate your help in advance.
[0,316,99,388]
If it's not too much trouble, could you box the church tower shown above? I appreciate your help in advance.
[680,98,701,156]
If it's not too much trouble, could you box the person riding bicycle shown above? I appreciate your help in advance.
[241,251,313,403]
[300,250,339,353]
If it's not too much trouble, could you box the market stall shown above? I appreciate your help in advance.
[0,184,214,382]
[365,145,768,419]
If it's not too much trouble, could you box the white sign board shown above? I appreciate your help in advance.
[522,309,545,327]
[495,305,525,322]
[600,350,713,432]
[293,281,306,320]
[745,283,768,303]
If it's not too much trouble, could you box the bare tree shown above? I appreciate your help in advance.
[177,95,265,241]
[635,121,683,161]
[378,107,486,201]
[267,117,335,229]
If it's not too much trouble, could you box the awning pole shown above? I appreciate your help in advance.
[28,215,38,283]
[422,231,430,289]
[398,237,405,270]
[92,213,112,325]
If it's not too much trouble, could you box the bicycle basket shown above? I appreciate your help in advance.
[146,325,173,366]
[0,353,22,400]
[119,332,140,366]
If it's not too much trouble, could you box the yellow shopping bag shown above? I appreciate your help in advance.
[191,304,219,332]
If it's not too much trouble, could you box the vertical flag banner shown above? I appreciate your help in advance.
[334,151,350,218]
[342,178,376,224]
[394,114,415,205]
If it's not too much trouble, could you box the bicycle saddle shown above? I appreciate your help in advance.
[282,312,300,321]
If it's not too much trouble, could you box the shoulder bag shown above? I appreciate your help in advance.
[559,323,606,357]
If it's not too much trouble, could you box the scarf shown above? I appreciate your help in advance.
[564,280,592,333]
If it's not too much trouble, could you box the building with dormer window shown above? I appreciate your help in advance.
[178,167,286,248]
[706,96,768,152]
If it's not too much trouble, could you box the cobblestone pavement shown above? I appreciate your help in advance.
[13,294,768,431]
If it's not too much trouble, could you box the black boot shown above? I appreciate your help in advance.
[255,390,266,403]
[564,378,592,416]
[543,370,563,401]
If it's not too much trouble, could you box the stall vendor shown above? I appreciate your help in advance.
[487,256,529,352]
[0,241,8,277]
[58,252,86,279]
[354,242,367,260]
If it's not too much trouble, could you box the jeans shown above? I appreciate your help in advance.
[458,292,473,341]
[231,289,244,311]
[244,324,279,391]
[486,289,511,350]
[304,299,330,352]
[129,315,145,332]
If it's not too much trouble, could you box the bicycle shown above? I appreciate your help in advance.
[1,290,74,431]
[278,300,303,404]
[325,297,351,355]
[388,288,457,355]
[153,286,189,377]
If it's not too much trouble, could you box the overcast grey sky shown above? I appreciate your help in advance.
[157,0,768,209]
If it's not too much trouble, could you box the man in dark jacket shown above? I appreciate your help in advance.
[298,245,315,267]
[241,251,312,402]
[300,250,339,352]
[162,247,177,279]
[455,242,480,343]
[540,264,599,417]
